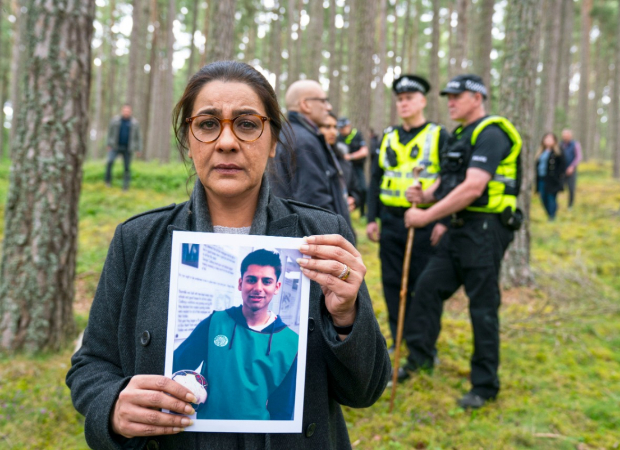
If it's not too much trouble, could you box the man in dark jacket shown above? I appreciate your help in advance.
[105,104,142,190]
[270,80,353,232]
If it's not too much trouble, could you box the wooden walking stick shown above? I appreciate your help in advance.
[389,165,423,413]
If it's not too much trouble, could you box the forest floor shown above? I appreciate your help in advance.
[0,159,619,449]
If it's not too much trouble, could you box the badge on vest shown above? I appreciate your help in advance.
[214,335,228,347]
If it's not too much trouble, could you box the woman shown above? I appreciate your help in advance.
[66,61,390,450]
[535,132,566,220]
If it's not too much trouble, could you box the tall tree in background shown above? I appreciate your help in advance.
[0,0,5,158]
[327,0,339,112]
[557,0,574,127]
[454,0,468,75]
[270,2,283,97]
[9,0,26,148]
[348,0,375,144]
[542,0,562,133]
[0,0,95,351]
[126,0,150,133]
[372,0,387,132]
[186,0,200,78]
[613,3,620,179]
[499,0,542,287]
[577,0,593,159]
[146,0,175,162]
[209,0,236,61]
[306,0,323,81]
[427,0,440,121]
[475,0,494,109]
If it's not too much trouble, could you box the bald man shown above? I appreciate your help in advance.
[270,80,354,232]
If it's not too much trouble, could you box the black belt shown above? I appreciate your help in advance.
[383,206,408,217]
[451,211,499,228]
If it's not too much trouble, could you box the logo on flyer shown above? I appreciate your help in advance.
[214,335,228,347]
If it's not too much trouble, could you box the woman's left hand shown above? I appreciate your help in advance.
[297,234,366,327]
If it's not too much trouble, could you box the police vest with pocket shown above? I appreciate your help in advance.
[378,123,442,208]
[434,116,522,214]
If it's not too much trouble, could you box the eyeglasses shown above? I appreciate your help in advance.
[305,97,330,104]
[185,114,270,143]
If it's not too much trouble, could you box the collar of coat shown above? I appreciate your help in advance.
[167,175,300,237]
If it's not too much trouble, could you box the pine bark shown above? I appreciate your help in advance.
[126,0,150,132]
[348,0,376,142]
[453,0,468,74]
[327,0,338,112]
[186,0,200,78]
[9,0,27,148]
[476,0,494,110]
[407,0,420,72]
[372,0,387,132]
[306,0,324,81]
[0,0,5,158]
[576,0,593,159]
[557,0,573,127]
[199,1,210,68]
[270,2,283,98]
[428,0,440,121]
[209,0,236,61]
[0,0,95,352]
[542,0,563,134]
[613,3,620,179]
[499,0,542,288]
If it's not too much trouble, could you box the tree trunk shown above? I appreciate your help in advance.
[542,0,562,134]
[388,0,399,125]
[372,0,387,133]
[90,46,104,158]
[400,0,412,73]
[209,0,235,61]
[104,0,118,152]
[613,3,620,179]
[348,0,376,143]
[427,0,440,121]
[576,0,593,160]
[270,2,283,97]
[0,0,95,352]
[557,0,573,128]
[0,0,5,159]
[476,0,494,110]
[454,0,468,75]
[126,0,150,131]
[186,0,199,79]
[499,0,542,288]
[199,1,210,68]
[306,0,324,81]
[9,0,27,149]
[330,0,344,114]
[160,0,175,162]
[407,0,420,72]
[286,0,299,86]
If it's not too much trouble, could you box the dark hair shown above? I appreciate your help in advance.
[240,249,282,280]
[172,61,293,171]
[327,111,338,120]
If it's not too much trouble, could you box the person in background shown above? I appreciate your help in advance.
[402,74,522,409]
[559,128,582,209]
[366,74,448,351]
[319,112,361,214]
[337,118,369,216]
[105,104,142,190]
[535,132,566,221]
[270,80,353,232]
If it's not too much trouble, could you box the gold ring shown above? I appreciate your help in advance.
[337,264,351,281]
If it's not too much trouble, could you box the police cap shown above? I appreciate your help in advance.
[392,75,430,95]
[440,74,488,99]
[337,117,351,128]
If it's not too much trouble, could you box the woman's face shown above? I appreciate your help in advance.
[543,134,556,148]
[188,81,276,201]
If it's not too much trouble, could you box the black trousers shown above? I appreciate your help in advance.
[404,213,513,399]
[105,146,132,189]
[379,211,435,343]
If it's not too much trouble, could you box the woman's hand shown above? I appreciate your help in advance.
[297,234,366,328]
[111,375,198,439]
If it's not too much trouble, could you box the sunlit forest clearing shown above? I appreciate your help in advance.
[0,159,618,449]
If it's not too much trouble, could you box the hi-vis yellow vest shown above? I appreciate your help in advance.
[464,116,522,213]
[378,123,442,208]
[344,128,358,145]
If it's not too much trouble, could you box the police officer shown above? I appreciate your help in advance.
[337,118,369,215]
[401,74,522,409]
[366,74,448,349]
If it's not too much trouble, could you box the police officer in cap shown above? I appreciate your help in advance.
[366,74,448,350]
[401,74,523,409]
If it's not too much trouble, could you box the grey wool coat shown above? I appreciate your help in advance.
[67,178,390,450]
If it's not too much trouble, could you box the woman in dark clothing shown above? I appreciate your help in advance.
[535,132,566,220]
[66,61,389,450]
